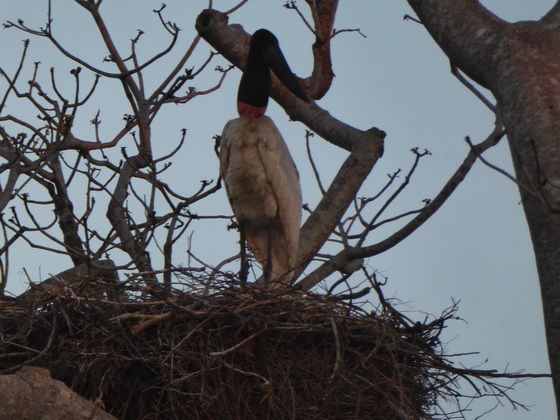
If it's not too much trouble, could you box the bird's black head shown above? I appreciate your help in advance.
[237,29,308,117]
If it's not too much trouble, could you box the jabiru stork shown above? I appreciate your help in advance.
[220,29,309,286]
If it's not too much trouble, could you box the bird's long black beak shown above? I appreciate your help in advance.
[256,29,309,103]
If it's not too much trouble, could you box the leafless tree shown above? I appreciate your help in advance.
[197,0,560,415]
[0,0,491,300]
[1,0,551,416]
[0,1,232,291]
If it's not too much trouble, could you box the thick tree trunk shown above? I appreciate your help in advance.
[406,0,560,415]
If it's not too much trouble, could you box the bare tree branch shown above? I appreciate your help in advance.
[297,125,505,290]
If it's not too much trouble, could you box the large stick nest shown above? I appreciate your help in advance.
[0,271,523,419]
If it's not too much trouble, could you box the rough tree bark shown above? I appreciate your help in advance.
[0,366,116,420]
[405,0,560,415]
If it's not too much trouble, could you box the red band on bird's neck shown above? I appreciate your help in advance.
[237,102,267,118]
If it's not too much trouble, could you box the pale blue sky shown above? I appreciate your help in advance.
[0,1,557,418]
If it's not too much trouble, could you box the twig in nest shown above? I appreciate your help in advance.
[2,309,57,374]
[131,311,174,335]
[222,362,270,386]
[330,317,342,379]
[109,312,161,322]
[209,331,263,357]
[234,297,292,314]
[327,286,370,301]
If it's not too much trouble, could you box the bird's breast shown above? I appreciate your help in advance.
[221,118,279,225]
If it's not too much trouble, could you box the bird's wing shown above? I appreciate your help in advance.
[219,120,233,184]
[256,117,302,267]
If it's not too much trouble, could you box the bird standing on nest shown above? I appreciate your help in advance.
[220,29,309,287]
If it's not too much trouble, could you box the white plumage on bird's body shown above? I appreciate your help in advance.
[222,117,278,224]
[219,28,308,284]
[220,115,302,283]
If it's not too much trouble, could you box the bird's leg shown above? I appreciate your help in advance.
[263,222,274,286]
[239,221,248,283]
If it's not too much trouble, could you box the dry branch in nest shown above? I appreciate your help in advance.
[0,269,537,419]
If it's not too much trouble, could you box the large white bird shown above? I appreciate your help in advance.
[220,29,309,286]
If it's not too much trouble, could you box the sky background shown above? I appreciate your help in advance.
[0,1,557,418]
